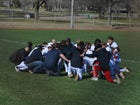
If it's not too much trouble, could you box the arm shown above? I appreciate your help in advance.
[67,46,75,60]
[60,54,70,63]
[84,51,97,58]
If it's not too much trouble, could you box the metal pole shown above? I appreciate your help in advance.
[11,0,13,20]
[70,0,74,29]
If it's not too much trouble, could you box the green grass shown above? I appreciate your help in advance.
[0,29,140,105]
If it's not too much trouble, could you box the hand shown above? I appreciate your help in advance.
[84,48,88,53]
[67,60,70,63]
[80,53,85,57]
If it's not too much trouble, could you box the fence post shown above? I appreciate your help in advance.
[70,0,74,29]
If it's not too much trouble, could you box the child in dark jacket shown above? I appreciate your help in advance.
[15,45,44,73]
[9,42,32,65]
[69,41,84,81]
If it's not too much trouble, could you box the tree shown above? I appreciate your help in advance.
[19,0,47,20]
[134,0,140,17]
[34,0,40,20]
[13,0,21,7]
[19,0,33,13]
[34,0,47,20]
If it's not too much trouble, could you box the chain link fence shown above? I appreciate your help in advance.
[0,2,140,30]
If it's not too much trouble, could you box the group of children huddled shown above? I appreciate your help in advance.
[9,36,129,84]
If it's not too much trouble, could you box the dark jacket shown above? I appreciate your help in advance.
[9,48,29,65]
[69,47,83,68]
[45,49,62,70]
[61,43,75,60]
[25,48,44,64]
[85,48,111,70]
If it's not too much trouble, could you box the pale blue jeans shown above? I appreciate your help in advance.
[71,66,83,80]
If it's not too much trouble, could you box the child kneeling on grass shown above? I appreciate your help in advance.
[110,47,125,80]
[44,43,70,76]
[84,43,120,84]
[69,41,85,81]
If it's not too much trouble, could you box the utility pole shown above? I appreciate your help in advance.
[70,0,74,29]
[11,0,13,20]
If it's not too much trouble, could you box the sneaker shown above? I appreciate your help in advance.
[113,79,118,83]
[113,79,121,84]
[124,67,129,72]
[68,73,73,78]
[90,71,93,74]
[29,70,34,74]
[75,75,79,81]
[15,66,20,72]
[119,72,125,79]
[115,74,121,84]
[91,77,98,81]
[46,70,50,76]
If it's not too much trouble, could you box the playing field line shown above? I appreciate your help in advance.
[1,38,140,64]
[122,59,140,64]
[0,38,26,45]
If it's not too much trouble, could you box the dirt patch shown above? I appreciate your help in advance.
[0,21,140,32]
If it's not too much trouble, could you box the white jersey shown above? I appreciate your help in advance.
[42,46,49,55]
[48,42,53,47]
[74,44,77,47]
[84,49,97,66]
[106,47,112,52]
[90,44,95,51]
[107,42,118,48]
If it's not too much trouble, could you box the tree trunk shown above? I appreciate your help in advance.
[98,6,102,19]
[34,0,40,21]
[108,0,112,27]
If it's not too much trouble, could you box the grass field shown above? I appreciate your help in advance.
[0,29,140,105]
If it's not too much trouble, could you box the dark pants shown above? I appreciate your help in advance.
[27,61,44,73]
[46,69,61,76]
[45,65,61,76]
